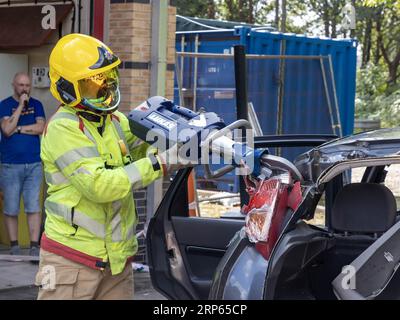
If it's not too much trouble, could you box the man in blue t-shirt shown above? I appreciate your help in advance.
[0,72,46,256]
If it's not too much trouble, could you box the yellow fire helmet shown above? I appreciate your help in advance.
[49,33,122,114]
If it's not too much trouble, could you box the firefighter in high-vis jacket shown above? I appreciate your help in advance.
[36,34,188,300]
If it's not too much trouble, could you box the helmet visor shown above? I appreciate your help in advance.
[78,67,120,112]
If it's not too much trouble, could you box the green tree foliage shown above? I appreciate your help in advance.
[356,63,387,119]
[355,62,400,127]
[303,0,347,37]
[216,0,272,24]
[354,0,400,127]
[176,0,400,128]
[175,0,217,19]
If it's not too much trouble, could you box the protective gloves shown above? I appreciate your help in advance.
[232,147,269,178]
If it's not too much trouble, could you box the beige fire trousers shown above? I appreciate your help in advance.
[35,249,134,300]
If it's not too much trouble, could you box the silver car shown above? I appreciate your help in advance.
[147,128,400,300]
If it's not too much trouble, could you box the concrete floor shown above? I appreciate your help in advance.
[0,272,166,300]
[0,247,166,300]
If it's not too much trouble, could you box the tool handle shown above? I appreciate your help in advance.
[203,119,252,179]
[162,100,197,119]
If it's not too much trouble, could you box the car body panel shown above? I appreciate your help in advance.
[222,244,268,300]
[147,129,400,300]
[295,128,400,182]
[208,229,268,300]
[332,220,400,300]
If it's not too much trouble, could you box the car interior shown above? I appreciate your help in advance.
[148,136,400,300]
[267,180,398,300]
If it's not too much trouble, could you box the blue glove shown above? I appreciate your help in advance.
[250,148,269,177]
[232,144,269,177]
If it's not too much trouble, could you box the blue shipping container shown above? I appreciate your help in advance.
[175,27,358,192]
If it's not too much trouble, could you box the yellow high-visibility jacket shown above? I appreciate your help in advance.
[40,105,164,275]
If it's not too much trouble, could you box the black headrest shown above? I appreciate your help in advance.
[331,183,397,234]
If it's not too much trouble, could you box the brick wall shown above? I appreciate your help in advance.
[109,0,176,113]
[108,0,176,263]
[166,5,177,102]
[132,178,172,263]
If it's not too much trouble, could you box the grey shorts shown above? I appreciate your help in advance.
[0,162,43,216]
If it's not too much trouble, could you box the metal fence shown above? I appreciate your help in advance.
[174,52,341,192]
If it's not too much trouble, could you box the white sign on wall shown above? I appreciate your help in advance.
[32,67,50,88]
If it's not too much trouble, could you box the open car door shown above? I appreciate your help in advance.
[146,167,244,300]
[147,135,336,300]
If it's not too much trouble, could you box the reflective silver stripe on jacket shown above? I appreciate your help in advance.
[110,201,137,242]
[83,128,96,144]
[112,118,129,151]
[45,165,92,186]
[111,200,123,242]
[123,163,143,189]
[45,171,68,185]
[126,223,136,241]
[55,146,99,171]
[45,200,105,238]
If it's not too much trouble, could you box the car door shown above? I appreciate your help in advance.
[331,162,400,300]
[147,167,244,300]
[332,219,400,300]
[147,135,337,300]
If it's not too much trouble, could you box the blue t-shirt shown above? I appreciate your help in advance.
[0,96,46,164]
